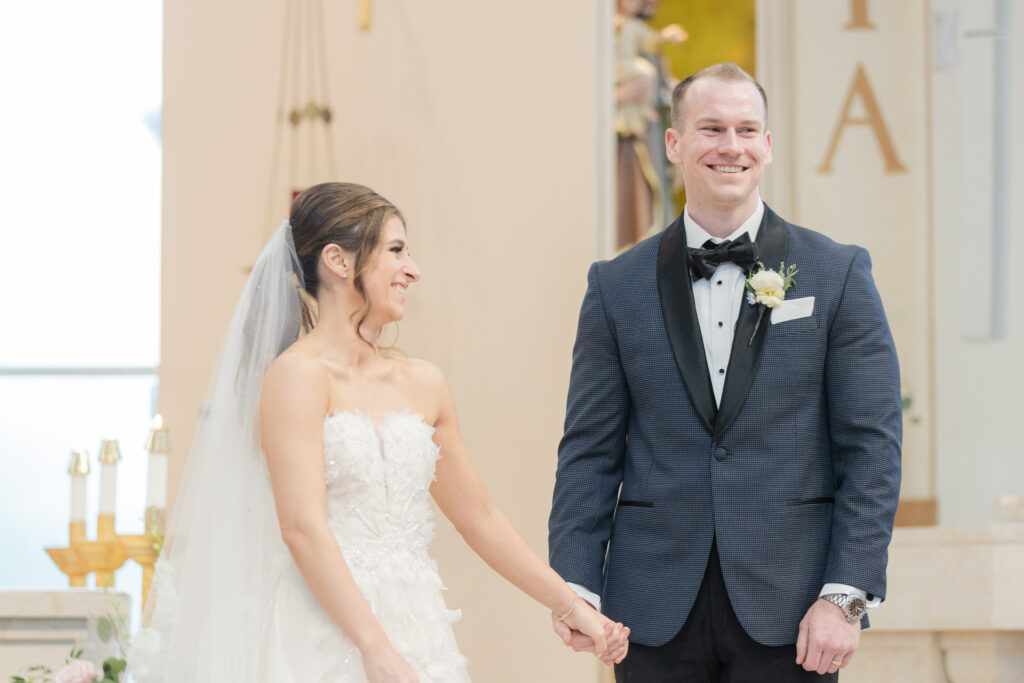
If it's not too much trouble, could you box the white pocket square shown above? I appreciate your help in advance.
[771,296,815,324]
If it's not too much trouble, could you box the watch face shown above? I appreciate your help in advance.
[847,596,867,617]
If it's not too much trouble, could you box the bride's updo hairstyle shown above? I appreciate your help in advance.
[289,182,405,335]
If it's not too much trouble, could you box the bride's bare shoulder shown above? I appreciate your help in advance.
[396,356,447,390]
[263,348,331,398]
[393,357,452,421]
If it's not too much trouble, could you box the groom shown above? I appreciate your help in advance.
[549,63,901,681]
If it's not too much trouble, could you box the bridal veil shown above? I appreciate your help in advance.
[128,221,313,681]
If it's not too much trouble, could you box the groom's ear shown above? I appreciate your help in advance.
[666,127,683,165]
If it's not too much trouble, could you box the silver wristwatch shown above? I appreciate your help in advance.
[820,593,867,622]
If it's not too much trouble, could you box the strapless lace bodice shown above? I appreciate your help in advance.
[259,411,468,682]
[256,409,468,679]
[322,411,440,570]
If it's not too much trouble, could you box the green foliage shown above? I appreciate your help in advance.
[745,262,798,294]
[145,505,166,553]
[8,653,127,683]
[96,590,131,656]
[97,616,114,643]
[777,262,799,291]
[101,657,127,683]
[9,662,52,683]
[902,392,922,424]
[11,599,131,682]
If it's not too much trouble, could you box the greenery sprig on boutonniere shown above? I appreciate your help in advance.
[744,262,798,344]
[745,262,798,307]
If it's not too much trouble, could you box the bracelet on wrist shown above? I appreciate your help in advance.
[557,592,578,622]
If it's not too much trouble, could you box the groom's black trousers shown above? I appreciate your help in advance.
[614,539,838,683]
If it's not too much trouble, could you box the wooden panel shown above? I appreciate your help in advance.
[894,498,938,527]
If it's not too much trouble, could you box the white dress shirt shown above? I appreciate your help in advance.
[568,199,877,611]
[685,202,764,407]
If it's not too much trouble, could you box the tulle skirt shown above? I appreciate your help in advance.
[260,548,469,682]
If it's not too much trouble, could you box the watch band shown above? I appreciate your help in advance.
[820,592,866,622]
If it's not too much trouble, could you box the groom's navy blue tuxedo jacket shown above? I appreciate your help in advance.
[549,206,902,647]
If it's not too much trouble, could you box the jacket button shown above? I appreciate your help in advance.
[714,446,728,461]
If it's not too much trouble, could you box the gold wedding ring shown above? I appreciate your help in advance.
[831,661,842,667]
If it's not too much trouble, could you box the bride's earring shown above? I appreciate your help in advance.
[341,272,348,278]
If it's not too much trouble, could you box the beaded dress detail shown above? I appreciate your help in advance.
[260,412,469,682]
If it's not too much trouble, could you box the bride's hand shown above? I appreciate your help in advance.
[558,598,630,665]
[361,642,419,683]
[598,620,630,665]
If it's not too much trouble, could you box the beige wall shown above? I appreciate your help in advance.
[758,0,1024,524]
[930,0,1024,525]
[162,0,609,680]
[758,0,935,508]
[754,2,1024,678]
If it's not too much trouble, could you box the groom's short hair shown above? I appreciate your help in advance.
[670,62,768,129]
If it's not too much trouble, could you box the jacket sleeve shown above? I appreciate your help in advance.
[823,247,902,600]
[548,262,630,597]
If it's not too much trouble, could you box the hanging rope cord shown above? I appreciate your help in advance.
[289,0,302,200]
[317,0,338,179]
[262,0,339,242]
[263,0,295,242]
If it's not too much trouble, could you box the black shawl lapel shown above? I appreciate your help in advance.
[657,215,717,431]
[714,205,790,439]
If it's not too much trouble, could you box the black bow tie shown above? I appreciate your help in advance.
[687,233,758,281]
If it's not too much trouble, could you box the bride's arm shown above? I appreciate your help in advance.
[421,363,629,664]
[260,353,417,683]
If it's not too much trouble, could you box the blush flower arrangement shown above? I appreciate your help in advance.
[9,649,124,683]
[10,597,128,683]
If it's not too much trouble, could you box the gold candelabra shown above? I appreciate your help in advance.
[46,423,169,605]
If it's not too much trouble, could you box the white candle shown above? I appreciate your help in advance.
[67,449,89,524]
[146,453,168,509]
[70,476,87,522]
[96,440,121,516]
[99,463,117,514]
[144,415,170,510]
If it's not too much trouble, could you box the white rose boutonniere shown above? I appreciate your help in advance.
[744,262,798,343]
[745,262,797,307]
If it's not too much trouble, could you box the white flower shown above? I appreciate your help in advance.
[54,659,103,683]
[749,269,785,293]
[748,269,786,308]
[127,627,164,683]
[754,292,784,308]
[125,558,174,683]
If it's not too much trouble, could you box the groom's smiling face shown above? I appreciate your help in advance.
[666,77,772,217]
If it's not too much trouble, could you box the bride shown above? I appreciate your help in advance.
[128,182,627,682]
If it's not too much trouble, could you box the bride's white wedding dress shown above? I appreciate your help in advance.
[260,411,470,682]
[127,225,471,682]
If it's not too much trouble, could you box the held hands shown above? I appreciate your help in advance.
[795,598,861,675]
[551,596,629,666]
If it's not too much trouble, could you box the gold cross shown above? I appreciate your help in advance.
[359,0,371,31]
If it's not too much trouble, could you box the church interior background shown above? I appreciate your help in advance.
[1,1,1022,680]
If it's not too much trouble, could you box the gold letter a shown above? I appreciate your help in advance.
[818,64,907,174]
